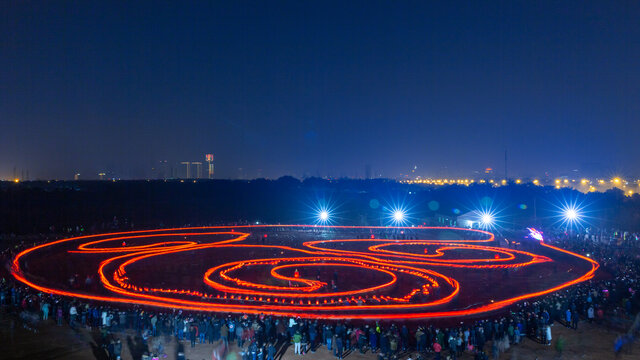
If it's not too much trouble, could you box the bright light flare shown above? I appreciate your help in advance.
[476,210,498,229]
[564,208,578,221]
[315,208,333,225]
[471,198,502,230]
[555,199,588,229]
[480,213,494,226]
[309,197,338,225]
[383,197,415,226]
[393,210,405,222]
[386,205,410,226]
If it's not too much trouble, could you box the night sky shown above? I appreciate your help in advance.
[2,1,639,180]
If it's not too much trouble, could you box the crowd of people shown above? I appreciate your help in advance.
[1,224,639,360]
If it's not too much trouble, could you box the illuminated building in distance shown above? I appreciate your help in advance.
[180,162,191,179]
[192,162,203,179]
[206,154,214,179]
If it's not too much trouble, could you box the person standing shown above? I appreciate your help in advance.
[151,314,158,336]
[415,327,423,353]
[207,319,215,344]
[41,301,50,321]
[257,345,264,360]
[267,342,276,360]
[301,333,308,355]
[250,341,258,360]
[335,334,344,360]
[389,336,398,356]
[308,322,317,352]
[199,319,207,344]
[114,339,122,360]
[369,326,378,352]
[220,322,229,347]
[69,304,77,328]
[189,323,196,348]
[56,306,63,326]
[401,325,409,351]
[229,318,236,343]
[571,311,579,330]
[101,309,108,327]
[293,330,302,355]
[492,341,499,360]
[326,325,333,351]
[545,325,552,346]
[433,340,442,360]
[448,333,456,359]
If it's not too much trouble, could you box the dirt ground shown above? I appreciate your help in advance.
[1,310,638,360]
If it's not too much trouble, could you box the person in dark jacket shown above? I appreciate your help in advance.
[335,335,344,360]
[267,342,276,360]
[189,324,197,348]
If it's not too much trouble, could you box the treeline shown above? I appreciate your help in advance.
[1,177,639,234]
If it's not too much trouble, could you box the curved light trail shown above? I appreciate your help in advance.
[11,225,598,320]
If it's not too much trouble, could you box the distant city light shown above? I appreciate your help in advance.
[393,210,405,222]
[399,176,640,194]
[319,210,329,222]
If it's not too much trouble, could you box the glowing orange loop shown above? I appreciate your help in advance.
[11,225,598,320]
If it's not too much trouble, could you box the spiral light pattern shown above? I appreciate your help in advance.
[11,225,598,320]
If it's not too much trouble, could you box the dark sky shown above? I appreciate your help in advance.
[2,1,639,180]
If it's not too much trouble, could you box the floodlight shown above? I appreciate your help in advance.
[480,213,494,226]
[393,210,405,222]
[564,208,578,221]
